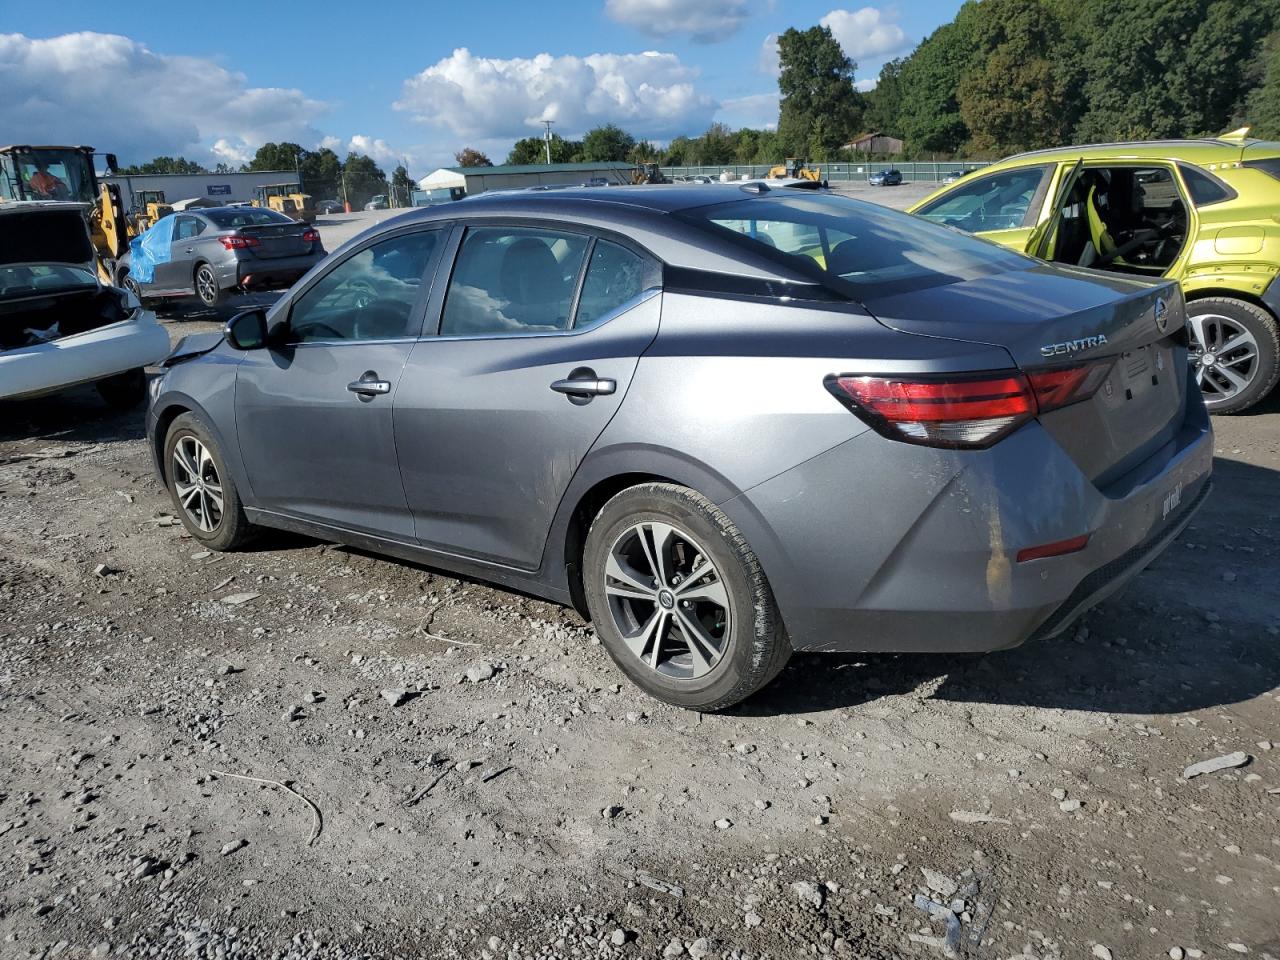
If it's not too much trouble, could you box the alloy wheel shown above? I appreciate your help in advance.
[172,436,223,533]
[1188,312,1259,404]
[603,521,730,680]
[196,267,218,305]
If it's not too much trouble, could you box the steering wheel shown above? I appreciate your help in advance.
[346,278,377,310]
[294,321,345,340]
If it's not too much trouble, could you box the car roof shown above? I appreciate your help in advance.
[989,136,1279,170]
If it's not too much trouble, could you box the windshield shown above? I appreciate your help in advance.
[205,207,294,228]
[682,193,1032,297]
[0,148,96,203]
[0,264,97,299]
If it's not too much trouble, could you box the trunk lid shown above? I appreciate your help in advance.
[238,222,311,259]
[0,202,95,272]
[861,264,1189,486]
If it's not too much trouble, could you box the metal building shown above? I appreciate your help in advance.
[102,170,299,212]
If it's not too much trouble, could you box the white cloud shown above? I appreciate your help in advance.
[819,7,910,61]
[396,48,718,142]
[0,32,329,165]
[605,0,749,43]
[716,92,779,130]
[758,32,780,77]
[854,77,877,92]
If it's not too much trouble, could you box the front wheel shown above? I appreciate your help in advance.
[194,264,224,308]
[1186,297,1280,414]
[163,413,254,550]
[583,483,790,712]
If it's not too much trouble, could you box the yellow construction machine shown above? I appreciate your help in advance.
[0,144,130,285]
[251,182,316,222]
[767,158,823,182]
[630,163,668,185]
[133,189,173,231]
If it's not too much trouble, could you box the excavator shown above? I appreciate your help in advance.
[767,158,824,183]
[0,144,131,285]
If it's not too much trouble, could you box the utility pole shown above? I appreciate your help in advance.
[541,119,554,165]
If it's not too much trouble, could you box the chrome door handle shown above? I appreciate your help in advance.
[347,373,392,397]
[550,377,616,397]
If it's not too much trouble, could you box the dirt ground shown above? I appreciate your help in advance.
[1,193,1278,960]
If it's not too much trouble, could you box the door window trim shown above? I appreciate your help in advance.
[275,222,450,346]
[915,163,1055,231]
[423,218,662,342]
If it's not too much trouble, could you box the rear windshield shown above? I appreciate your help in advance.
[204,208,294,228]
[681,193,1031,298]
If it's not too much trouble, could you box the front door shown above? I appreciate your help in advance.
[234,226,444,538]
[394,225,662,569]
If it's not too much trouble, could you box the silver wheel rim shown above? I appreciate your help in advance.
[1187,313,1259,404]
[604,521,730,680]
[172,436,223,533]
[196,268,217,304]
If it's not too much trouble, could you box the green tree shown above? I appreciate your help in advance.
[506,133,580,164]
[341,153,386,208]
[1247,31,1280,138]
[895,13,975,155]
[696,122,737,165]
[862,59,905,137]
[117,156,208,175]
[391,165,415,206]
[454,147,493,167]
[629,140,659,163]
[246,142,304,173]
[1072,0,1273,141]
[299,147,342,200]
[957,0,1079,154]
[662,136,696,166]
[580,124,637,161]
[776,25,862,158]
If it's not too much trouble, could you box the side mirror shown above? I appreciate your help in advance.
[224,308,269,350]
[105,153,119,174]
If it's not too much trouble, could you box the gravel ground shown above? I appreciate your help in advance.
[1,186,1278,960]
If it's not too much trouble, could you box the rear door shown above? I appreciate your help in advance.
[156,214,204,290]
[394,223,662,569]
[234,225,446,538]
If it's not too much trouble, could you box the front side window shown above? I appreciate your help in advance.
[288,230,439,343]
[440,227,589,336]
[684,194,1031,298]
[915,165,1051,232]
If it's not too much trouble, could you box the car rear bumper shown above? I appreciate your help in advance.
[719,384,1214,654]
[0,313,171,401]
[216,252,324,291]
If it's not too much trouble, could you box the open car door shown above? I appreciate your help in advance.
[1027,159,1083,262]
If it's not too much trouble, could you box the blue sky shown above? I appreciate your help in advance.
[2,0,962,173]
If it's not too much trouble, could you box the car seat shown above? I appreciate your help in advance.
[500,238,568,330]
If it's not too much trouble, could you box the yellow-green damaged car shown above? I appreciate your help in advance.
[910,129,1280,413]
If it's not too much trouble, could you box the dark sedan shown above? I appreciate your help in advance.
[119,206,326,309]
[146,185,1211,710]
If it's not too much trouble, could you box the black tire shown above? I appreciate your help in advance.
[1187,297,1280,415]
[194,263,224,308]
[163,413,254,551]
[583,483,790,712]
[96,368,146,408]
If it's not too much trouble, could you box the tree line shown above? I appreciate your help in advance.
[116,143,414,208]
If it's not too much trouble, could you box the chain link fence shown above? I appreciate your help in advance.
[660,161,991,183]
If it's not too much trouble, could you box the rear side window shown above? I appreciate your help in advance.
[440,227,589,336]
[915,164,1052,231]
[575,240,653,330]
[1178,163,1236,205]
[205,207,294,228]
[174,216,204,241]
[684,194,1031,298]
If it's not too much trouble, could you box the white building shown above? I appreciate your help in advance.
[102,170,299,211]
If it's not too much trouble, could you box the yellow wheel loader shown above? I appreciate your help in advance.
[251,183,316,222]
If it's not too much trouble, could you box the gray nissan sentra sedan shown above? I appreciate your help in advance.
[145,184,1213,711]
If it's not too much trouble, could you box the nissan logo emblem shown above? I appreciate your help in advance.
[1154,297,1170,333]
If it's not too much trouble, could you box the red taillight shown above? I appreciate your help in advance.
[827,360,1113,449]
[302,228,321,243]
[1016,534,1090,563]
[219,235,259,250]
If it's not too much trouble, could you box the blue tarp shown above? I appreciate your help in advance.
[127,214,175,284]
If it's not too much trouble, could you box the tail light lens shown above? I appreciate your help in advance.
[827,359,1113,449]
[302,228,321,243]
[219,235,259,250]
